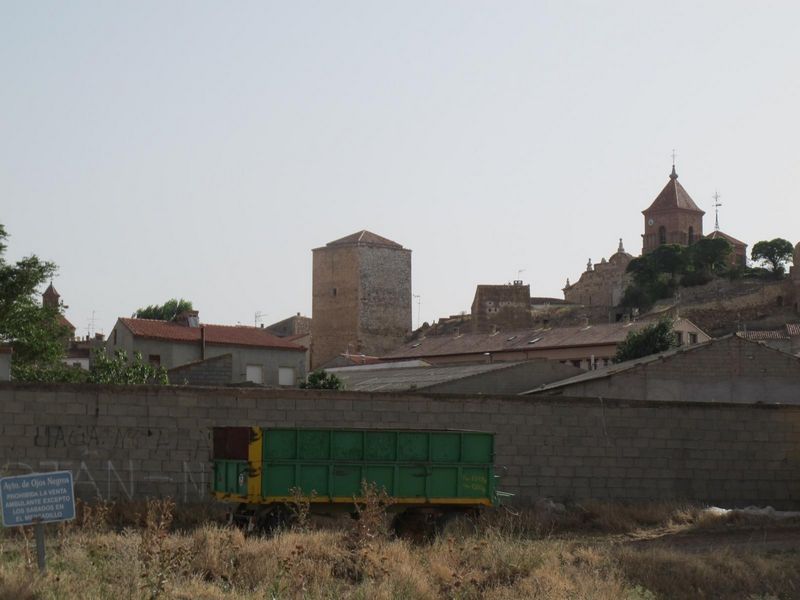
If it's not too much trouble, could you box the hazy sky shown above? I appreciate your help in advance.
[3,1,799,336]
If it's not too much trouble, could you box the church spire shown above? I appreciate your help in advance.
[669,164,678,180]
[670,149,678,179]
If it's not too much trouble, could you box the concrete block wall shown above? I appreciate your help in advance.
[1,383,799,508]
[168,354,233,386]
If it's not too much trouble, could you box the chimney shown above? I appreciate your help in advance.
[174,310,200,327]
[200,326,206,359]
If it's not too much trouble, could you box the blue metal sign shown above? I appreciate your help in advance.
[0,471,76,527]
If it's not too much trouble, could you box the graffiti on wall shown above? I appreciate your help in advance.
[1,459,208,502]
[32,425,195,451]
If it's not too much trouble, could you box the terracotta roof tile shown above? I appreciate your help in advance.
[324,230,404,249]
[644,170,704,214]
[706,230,747,247]
[118,318,305,351]
[738,330,789,341]
[58,315,75,331]
[382,320,693,360]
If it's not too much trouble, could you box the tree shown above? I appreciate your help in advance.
[88,349,168,384]
[751,238,794,276]
[614,320,678,363]
[687,237,732,275]
[134,298,194,321]
[0,223,72,377]
[14,349,168,385]
[649,244,687,280]
[299,370,343,390]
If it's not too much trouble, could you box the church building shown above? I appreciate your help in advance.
[564,163,749,310]
[642,165,704,253]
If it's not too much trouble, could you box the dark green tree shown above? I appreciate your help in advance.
[299,370,343,390]
[0,224,72,377]
[751,238,794,276]
[88,349,168,384]
[614,319,678,363]
[649,244,687,281]
[133,298,194,321]
[687,237,732,275]
[15,349,168,385]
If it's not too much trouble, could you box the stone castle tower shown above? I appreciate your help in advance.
[642,165,705,254]
[311,230,411,368]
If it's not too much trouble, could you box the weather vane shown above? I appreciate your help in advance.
[713,191,722,231]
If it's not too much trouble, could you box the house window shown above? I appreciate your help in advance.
[148,354,161,366]
[676,332,683,345]
[245,365,263,384]
[332,288,337,297]
[658,226,667,245]
[688,333,698,344]
[278,367,296,387]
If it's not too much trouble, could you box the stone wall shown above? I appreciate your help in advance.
[471,283,532,333]
[357,245,412,357]
[2,383,799,508]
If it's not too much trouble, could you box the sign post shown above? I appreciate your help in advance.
[0,471,76,572]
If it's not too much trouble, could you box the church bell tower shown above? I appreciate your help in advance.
[642,165,705,254]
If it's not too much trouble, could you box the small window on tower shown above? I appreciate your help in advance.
[658,226,667,245]
[688,227,695,245]
[332,288,337,297]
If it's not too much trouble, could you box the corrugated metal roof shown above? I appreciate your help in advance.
[333,362,528,392]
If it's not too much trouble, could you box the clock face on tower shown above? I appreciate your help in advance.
[648,218,654,226]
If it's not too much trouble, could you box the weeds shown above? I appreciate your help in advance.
[287,486,317,532]
[1,499,799,599]
[138,497,189,599]
[350,480,392,546]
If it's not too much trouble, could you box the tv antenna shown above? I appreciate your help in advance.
[712,191,722,231]
[87,310,98,338]
[254,311,268,327]
[412,294,421,330]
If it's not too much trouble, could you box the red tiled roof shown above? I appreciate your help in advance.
[118,318,306,351]
[644,169,704,214]
[324,230,404,249]
[738,330,789,341]
[382,320,701,360]
[58,314,75,332]
[706,230,747,247]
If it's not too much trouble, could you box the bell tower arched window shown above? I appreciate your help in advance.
[658,226,667,245]
[688,227,694,245]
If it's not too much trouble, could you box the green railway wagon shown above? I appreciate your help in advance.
[212,426,501,530]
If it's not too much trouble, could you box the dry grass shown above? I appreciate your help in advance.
[1,499,798,599]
